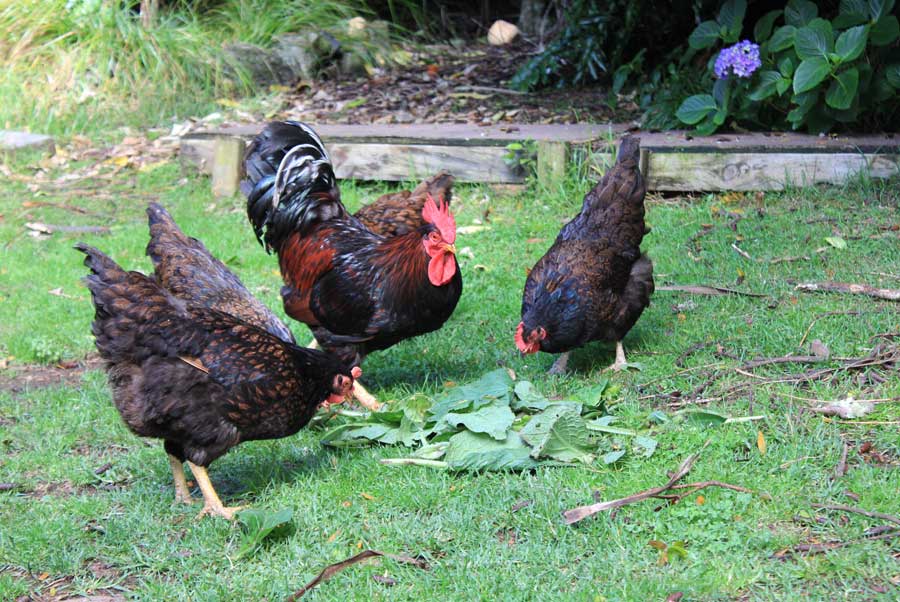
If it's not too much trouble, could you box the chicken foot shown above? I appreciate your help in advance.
[608,341,628,372]
[548,352,570,375]
[353,381,383,412]
[187,462,245,520]
[167,454,195,504]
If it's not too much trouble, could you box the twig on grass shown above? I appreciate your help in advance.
[653,480,756,505]
[812,503,900,527]
[797,311,861,347]
[286,550,429,600]
[775,529,900,558]
[795,282,900,302]
[656,285,766,297]
[832,442,850,479]
[562,441,711,525]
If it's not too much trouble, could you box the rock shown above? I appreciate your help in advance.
[340,52,368,78]
[393,110,415,124]
[223,42,294,86]
[273,32,321,81]
[347,16,367,37]
[0,131,55,156]
[487,20,519,45]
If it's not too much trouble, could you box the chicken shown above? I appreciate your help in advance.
[243,121,462,409]
[77,243,357,519]
[515,136,653,373]
[354,171,455,237]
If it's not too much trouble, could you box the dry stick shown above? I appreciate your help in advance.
[796,282,900,302]
[654,480,755,504]
[779,529,900,557]
[813,503,900,527]
[798,311,862,347]
[286,550,428,600]
[833,442,850,479]
[562,441,711,525]
[656,285,766,297]
[741,354,827,370]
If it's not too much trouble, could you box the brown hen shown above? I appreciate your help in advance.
[77,243,356,520]
[354,171,455,237]
[516,136,654,373]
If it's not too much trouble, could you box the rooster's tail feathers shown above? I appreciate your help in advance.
[243,121,343,251]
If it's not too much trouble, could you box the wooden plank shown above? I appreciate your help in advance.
[644,152,900,191]
[537,141,567,181]
[193,122,622,146]
[328,143,520,183]
[211,137,245,197]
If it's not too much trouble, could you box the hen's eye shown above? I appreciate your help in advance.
[429,232,441,242]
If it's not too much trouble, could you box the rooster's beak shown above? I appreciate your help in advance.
[444,243,457,254]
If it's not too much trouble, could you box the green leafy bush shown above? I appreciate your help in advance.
[677,0,900,134]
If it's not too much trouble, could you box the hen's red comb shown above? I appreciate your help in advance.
[422,193,456,244]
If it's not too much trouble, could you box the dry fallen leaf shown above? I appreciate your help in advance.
[757,430,767,455]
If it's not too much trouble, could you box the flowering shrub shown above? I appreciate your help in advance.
[676,0,900,134]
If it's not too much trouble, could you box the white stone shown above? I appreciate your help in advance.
[487,20,519,45]
[0,131,55,155]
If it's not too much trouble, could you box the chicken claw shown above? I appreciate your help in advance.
[548,352,570,375]
[187,462,245,520]
[168,454,195,505]
[607,341,629,372]
[352,381,383,412]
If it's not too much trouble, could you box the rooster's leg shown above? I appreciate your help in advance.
[352,381,383,412]
[609,341,628,372]
[548,352,570,375]
[187,462,245,520]
[167,454,195,504]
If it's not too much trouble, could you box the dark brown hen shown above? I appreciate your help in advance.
[77,243,356,519]
[354,171,455,237]
[516,136,654,373]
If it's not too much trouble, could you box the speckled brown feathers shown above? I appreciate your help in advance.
[77,243,354,468]
[519,136,654,358]
[146,203,295,343]
[355,171,454,237]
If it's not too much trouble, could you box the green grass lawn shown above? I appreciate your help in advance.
[0,155,898,600]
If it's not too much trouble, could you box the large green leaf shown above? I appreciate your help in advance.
[676,94,717,125]
[794,20,834,59]
[793,57,831,93]
[754,10,783,42]
[320,423,396,447]
[870,15,899,45]
[689,20,722,49]
[427,368,512,423]
[784,0,818,27]
[778,55,796,77]
[749,70,784,100]
[520,404,595,463]
[826,67,860,109]
[443,402,515,441]
[717,0,747,38]
[787,90,819,124]
[887,63,900,88]
[835,0,869,26]
[835,25,869,61]
[234,508,293,559]
[511,380,551,412]
[868,0,895,21]
[769,25,797,51]
[444,430,537,471]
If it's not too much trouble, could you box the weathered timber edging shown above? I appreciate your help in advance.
[178,123,899,194]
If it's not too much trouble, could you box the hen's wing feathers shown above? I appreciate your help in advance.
[146,203,295,343]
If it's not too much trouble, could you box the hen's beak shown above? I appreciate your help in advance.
[444,243,457,254]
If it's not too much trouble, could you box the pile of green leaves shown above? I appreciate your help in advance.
[320,369,658,471]
[677,0,900,134]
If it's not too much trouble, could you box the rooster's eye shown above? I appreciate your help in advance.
[429,232,441,243]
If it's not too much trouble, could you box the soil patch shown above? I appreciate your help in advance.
[0,355,103,395]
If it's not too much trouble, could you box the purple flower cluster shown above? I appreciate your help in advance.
[714,40,761,78]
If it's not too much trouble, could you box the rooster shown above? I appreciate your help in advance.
[77,243,357,520]
[243,121,462,409]
[515,136,653,373]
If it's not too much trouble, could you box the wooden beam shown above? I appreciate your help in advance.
[537,141,567,182]
[211,137,245,197]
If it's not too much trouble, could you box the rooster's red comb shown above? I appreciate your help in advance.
[422,194,456,244]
